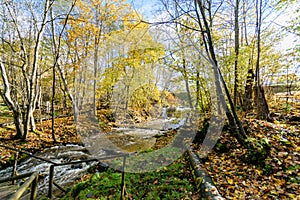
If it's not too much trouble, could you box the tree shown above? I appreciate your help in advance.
[0,0,52,139]
[100,18,165,118]
[57,0,165,126]
[253,0,271,120]
[234,0,240,106]
[194,0,247,145]
[49,0,77,142]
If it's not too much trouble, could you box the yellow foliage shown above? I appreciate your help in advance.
[129,84,161,112]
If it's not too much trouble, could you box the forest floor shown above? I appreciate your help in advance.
[0,115,81,169]
[0,96,299,199]
[196,97,300,199]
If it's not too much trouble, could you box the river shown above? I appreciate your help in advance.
[0,107,191,197]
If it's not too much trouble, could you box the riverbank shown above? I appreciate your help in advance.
[196,111,300,199]
[0,101,299,199]
[60,156,200,200]
[0,116,81,170]
[0,112,193,198]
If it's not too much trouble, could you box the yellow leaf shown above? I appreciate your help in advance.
[255,169,262,175]
[227,178,234,184]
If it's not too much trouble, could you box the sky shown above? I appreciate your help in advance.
[128,0,297,51]
[128,0,299,80]
[128,0,159,20]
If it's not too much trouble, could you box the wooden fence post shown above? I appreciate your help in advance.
[48,165,54,199]
[12,152,19,185]
[30,174,38,200]
[9,172,39,200]
[120,156,126,200]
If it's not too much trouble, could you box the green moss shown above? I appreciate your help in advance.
[62,157,198,199]
[244,137,271,166]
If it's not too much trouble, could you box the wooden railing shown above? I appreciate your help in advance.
[0,171,39,200]
[47,154,131,199]
[0,144,132,199]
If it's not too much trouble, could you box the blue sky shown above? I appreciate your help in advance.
[128,0,158,20]
[128,0,296,50]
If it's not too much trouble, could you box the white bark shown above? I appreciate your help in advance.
[0,61,16,111]
[0,0,52,139]
[25,0,51,133]
[0,61,24,137]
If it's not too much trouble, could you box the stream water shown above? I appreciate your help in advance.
[0,107,191,196]
[0,144,99,195]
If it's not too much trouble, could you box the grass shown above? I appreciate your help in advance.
[0,104,13,123]
[61,156,199,200]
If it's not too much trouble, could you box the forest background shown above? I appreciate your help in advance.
[0,0,299,140]
[0,0,299,199]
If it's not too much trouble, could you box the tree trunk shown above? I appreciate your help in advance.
[93,4,101,116]
[242,0,249,46]
[234,0,240,107]
[254,85,270,120]
[50,6,57,143]
[0,61,26,139]
[243,69,254,111]
[182,59,193,109]
[195,71,201,109]
[12,111,24,139]
[57,64,79,122]
[195,0,247,145]
[29,110,36,131]
[254,0,270,120]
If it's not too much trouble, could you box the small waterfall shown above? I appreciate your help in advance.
[0,145,99,195]
[160,107,168,119]
[0,107,189,196]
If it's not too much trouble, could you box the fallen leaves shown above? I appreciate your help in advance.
[0,117,80,169]
[198,115,300,199]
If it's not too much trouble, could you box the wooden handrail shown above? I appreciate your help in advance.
[47,153,133,199]
[48,165,54,198]
[53,154,129,167]
[0,172,34,183]
[0,144,134,199]
[0,144,132,167]
[9,171,39,200]
[120,156,126,200]
[0,171,39,200]
[0,144,56,165]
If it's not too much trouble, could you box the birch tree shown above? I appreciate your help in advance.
[0,0,52,139]
[49,0,77,141]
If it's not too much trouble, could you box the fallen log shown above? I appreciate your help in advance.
[186,146,224,200]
